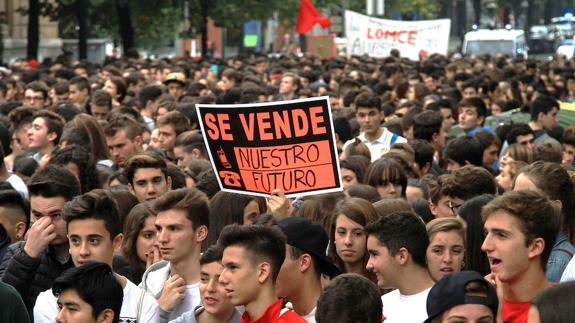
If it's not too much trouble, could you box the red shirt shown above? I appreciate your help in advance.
[502,298,530,323]
[241,299,307,323]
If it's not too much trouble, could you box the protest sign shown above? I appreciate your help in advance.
[345,10,451,60]
[196,97,342,198]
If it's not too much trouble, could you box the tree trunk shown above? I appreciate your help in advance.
[77,0,88,60]
[27,0,40,60]
[200,0,209,59]
[115,0,135,54]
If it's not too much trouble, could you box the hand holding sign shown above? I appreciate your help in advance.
[197,97,343,198]
[267,189,292,220]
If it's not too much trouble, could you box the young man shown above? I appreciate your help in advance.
[124,152,172,202]
[156,111,191,161]
[164,72,187,101]
[423,271,498,323]
[52,262,123,323]
[34,189,159,322]
[277,73,300,101]
[276,217,340,322]
[161,245,241,323]
[27,110,65,162]
[173,131,208,170]
[428,166,497,218]
[104,115,143,168]
[481,190,560,323]
[89,90,113,122]
[140,188,209,321]
[0,165,81,314]
[365,211,434,323]
[412,110,446,156]
[443,135,484,173]
[315,273,382,323]
[68,76,91,110]
[0,189,29,244]
[343,92,406,162]
[528,95,560,146]
[458,97,491,135]
[138,84,163,131]
[218,224,306,323]
[426,99,456,135]
[24,81,49,109]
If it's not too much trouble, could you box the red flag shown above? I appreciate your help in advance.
[296,0,330,34]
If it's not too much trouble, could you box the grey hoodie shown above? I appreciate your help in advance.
[138,260,171,299]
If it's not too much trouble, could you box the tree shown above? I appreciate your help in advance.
[115,0,135,53]
[77,0,88,59]
[27,0,40,60]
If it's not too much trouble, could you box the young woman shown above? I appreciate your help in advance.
[425,217,466,282]
[121,202,157,285]
[364,157,407,200]
[328,197,378,281]
[203,191,265,250]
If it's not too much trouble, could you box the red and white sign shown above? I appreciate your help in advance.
[345,10,451,60]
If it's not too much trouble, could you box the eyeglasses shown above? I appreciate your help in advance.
[25,95,45,101]
[448,200,463,215]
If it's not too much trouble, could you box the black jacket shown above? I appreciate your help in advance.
[0,241,73,315]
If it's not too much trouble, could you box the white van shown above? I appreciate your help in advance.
[463,29,528,58]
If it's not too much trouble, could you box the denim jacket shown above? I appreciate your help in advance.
[547,232,575,282]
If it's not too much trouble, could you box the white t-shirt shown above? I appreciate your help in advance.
[561,256,575,282]
[381,288,431,323]
[303,307,316,323]
[33,278,159,323]
[166,283,201,321]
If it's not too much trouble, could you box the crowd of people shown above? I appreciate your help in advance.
[0,48,574,323]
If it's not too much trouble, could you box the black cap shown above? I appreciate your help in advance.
[424,271,498,323]
[277,217,340,278]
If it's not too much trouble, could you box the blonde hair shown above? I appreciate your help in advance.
[426,217,467,244]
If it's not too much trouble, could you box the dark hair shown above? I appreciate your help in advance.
[218,224,286,282]
[124,152,169,185]
[138,85,163,108]
[25,80,49,99]
[152,188,209,230]
[483,190,561,270]
[354,92,381,111]
[443,135,484,167]
[204,191,264,249]
[364,157,408,197]
[121,202,155,284]
[0,189,30,234]
[52,262,123,323]
[33,110,65,145]
[104,114,143,140]
[365,211,428,268]
[532,281,575,323]
[63,189,122,239]
[91,89,112,110]
[409,139,434,172]
[49,145,101,193]
[157,111,191,136]
[339,155,371,186]
[69,76,90,94]
[530,95,559,122]
[451,165,497,200]
[200,244,223,266]
[506,123,534,145]
[459,194,494,277]
[315,273,382,323]
[346,184,381,203]
[28,164,81,201]
[413,110,443,141]
[459,97,487,124]
[107,76,127,102]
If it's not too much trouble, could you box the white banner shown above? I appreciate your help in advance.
[345,10,451,60]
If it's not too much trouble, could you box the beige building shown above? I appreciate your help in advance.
[0,0,61,62]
